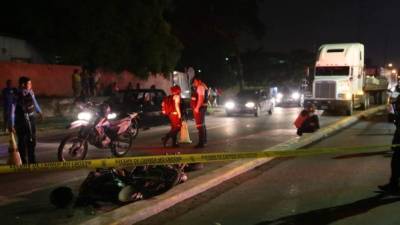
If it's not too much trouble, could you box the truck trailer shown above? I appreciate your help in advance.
[304,43,388,115]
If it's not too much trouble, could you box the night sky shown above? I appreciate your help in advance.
[244,0,400,66]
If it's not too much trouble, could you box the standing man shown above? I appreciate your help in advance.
[80,69,89,97]
[9,76,43,164]
[379,93,400,193]
[191,77,208,148]
[2,80,17,132]
[71,69,81,98]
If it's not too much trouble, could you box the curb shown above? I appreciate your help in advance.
[81,106,385,225]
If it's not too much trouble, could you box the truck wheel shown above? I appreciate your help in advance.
[361,94,369,110]
[346,103,353,116]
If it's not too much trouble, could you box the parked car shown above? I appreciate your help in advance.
[108,89,168,127]
[224,89,274,117]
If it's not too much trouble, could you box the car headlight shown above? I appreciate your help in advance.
[225,101,235,110]
[107,113,117,120]
[291,92,300,100]
[78,112,92,121]
[245,102,255,108]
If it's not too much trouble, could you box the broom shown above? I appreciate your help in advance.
[7,131,22,166]
[179,120,192,144]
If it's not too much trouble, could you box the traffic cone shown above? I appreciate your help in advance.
[7,132,22,166]
[179,121,192,144]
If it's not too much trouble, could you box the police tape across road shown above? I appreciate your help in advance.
[0,143,396,174]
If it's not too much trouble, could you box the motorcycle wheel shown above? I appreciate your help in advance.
[58,134,88,162]
[111,131,134,157]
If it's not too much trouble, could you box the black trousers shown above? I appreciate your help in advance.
[15,115,37,164]
[194,106,207,144]
[390,126,400,185]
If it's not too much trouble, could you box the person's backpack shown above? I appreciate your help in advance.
[162,95,175,115]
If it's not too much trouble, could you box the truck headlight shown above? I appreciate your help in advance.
[338,93,352,100]
[291,92,300,100]
[107,113,117,120]
[245,102,255,108]
[78,112,92,121]
[225,101,235,110]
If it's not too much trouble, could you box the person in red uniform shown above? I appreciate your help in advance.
[191,77,208,148]
[162,85,182,147]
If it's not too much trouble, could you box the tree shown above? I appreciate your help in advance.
[242,49,314,87]
[167,0,266,88]
[0,0,182,77]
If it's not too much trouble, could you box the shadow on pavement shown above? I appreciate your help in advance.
[254,194,400,225]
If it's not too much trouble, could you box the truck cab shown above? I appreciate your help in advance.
[305,43,366,115]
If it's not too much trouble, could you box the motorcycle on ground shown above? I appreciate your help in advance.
[57,102,139,162]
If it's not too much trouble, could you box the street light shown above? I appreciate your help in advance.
[392,69,397,74]
[388,63,393,67]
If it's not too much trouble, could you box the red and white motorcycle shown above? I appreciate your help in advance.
[58,102,139,161]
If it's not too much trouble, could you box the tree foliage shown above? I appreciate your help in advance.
[167,0,266,87]
[242,49,315,87]
[1,0,182,77]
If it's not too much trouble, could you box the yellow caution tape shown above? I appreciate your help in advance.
[0,144,395,174]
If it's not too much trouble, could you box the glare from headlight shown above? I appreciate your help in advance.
[225,101,235,109]
[78,112,92,121]
[245,102,255,108]
[291,92,300,100]
[277,93,283,99]
[107,113,117,120]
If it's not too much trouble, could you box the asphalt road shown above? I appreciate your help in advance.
[0,107,342,225]
[136,112,397,225]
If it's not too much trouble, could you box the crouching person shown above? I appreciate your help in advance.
[294,104,319,136]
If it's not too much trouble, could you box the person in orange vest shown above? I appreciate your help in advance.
[161,85,182,147]
[294,104,319,136]
[191,77,208,148]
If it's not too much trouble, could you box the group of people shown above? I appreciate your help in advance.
[72,68,101,98]
[2,77,42,164]
[162,77,208,149]
[207,87,222,107]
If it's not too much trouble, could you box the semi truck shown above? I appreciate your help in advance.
[304,43,389,115]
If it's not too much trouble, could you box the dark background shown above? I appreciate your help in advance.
[245,0,399,66]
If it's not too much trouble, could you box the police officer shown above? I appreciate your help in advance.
[379,92,400,193]
[191,77,208,148]
[9,76,43,164]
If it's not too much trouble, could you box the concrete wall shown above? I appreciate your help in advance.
[0,62,172,97]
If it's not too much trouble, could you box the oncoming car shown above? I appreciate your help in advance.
[275,88,304,107]
[224,89,274,117]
